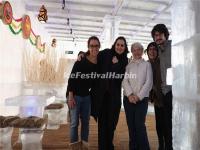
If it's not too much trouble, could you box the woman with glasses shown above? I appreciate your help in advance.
[67,36,100,149]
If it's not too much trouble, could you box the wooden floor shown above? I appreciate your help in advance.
[11,111,158,150]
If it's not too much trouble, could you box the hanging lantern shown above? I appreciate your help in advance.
[62,0,65,10]
[22,15,31,39]
[36,35,41,49]
[36,35,45,52]
[51,38,57,48]
[38,5,48,23]
[0,1,13,25]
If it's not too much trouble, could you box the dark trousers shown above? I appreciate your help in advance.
[124,96,150,150]
[154,106,165,150]
[163,91,173,150]
[98,92,121,150]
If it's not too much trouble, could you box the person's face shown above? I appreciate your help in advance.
[88,39,100,57]
[154,31,166,45]
[147,45,158,60]
[115,39,126,55]
[132,47,143,59]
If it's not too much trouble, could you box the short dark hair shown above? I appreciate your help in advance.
[151,24,169,40]
[87,36,101,48]
[111,36,129,54]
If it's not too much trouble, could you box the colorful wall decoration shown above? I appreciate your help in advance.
[0,1,45,52]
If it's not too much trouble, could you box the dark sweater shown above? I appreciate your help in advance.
[67,57,97,97]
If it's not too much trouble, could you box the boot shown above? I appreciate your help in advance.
[81,140,89,150]
[69,141,82,150]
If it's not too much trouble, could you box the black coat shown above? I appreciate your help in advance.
[90,49,128,120]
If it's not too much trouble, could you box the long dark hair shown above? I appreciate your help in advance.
[146,42,159,58]
[111,36,129,55]
[151,24,169,40]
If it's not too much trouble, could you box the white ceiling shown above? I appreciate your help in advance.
[25,0,172,46]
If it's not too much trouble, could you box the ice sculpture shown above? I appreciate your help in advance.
[5,95,55,117]
[45,100,67,129]
[172,0,200,149]
[3,95,54,148]
[20,125,45,150]
[45,109,62,129]
[0,127,13,150]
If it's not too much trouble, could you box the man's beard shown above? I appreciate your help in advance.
[156,39,165,45]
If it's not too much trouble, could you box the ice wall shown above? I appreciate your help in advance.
[172,0,200,149]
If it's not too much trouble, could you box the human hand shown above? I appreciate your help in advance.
[133,96,140,103]
[77,53,84,61]
[112,56,118,64]
[128,95,136,104]
[67,97,76,109]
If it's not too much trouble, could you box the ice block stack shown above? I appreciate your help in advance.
[172,0,200,149]
[0,116,20,150]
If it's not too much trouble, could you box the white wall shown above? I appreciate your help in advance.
[0,0,50,107]
[56,41,88,60]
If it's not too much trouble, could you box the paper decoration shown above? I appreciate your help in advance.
[22,15,31,39]
[0,1,46,53]
[0,1,13,25]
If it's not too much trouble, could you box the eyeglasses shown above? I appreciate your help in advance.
[89,45,100,48]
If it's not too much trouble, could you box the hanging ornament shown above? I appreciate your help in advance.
[0,1,13,25]
[38,5,48,23]
[22,15,31,39]
[39,43,45,53]
[36,35,41,49]
[62,0,65,10]
[36,35,45,52]
[0,2,46,53]
[51,38,57,48]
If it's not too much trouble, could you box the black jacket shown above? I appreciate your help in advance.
[90,49,128,120]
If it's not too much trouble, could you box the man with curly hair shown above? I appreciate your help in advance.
[151,24,173,150]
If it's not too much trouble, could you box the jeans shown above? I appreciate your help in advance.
[124,96,150,150]
[69,95,91,143]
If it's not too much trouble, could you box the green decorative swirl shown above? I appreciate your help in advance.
[9,24,22,34]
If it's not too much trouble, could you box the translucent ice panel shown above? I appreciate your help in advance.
[172,1,200,44]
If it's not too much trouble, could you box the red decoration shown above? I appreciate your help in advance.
[0,1,13,25]
[22,15,31,39]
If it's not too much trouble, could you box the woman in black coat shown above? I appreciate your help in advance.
[92,36,128,150]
